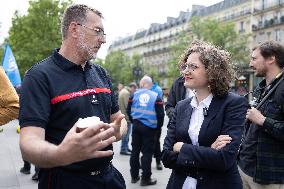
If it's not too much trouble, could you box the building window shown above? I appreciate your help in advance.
[262,0,268,9]
[277,11,281,20]
[258,16,265,27]
[258,32,265,43]
[275,29,281,41]
[267,31,271,40]
[239,21,245,33]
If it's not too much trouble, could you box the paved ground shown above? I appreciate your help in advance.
[0,118,171,189]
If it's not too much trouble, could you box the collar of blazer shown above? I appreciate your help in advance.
[179,96,224,144]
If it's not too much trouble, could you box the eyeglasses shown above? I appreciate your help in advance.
[77,23,106,38]
[180,63,199,72]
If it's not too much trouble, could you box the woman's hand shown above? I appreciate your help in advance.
[211,135,232,150]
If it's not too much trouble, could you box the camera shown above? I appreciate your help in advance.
[249,97,258,108]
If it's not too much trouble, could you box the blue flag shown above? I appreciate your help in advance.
[2,44,21,87]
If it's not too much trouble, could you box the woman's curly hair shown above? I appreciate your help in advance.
[178,40,234,97]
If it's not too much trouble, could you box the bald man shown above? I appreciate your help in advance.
[127,75,164,186]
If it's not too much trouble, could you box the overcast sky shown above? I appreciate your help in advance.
[0,0,222,59]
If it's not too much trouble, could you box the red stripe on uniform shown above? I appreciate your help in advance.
[155,101,164,105]
[51,88,111,104]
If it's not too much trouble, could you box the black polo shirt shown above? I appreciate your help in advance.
[19,49,119,171]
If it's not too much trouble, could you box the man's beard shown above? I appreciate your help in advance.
[255,69,266,77]
[255,72,265,77]
[78,34,97,61]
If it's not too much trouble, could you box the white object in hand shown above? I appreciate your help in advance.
[76,116,102,131]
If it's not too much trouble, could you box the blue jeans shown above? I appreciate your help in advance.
[120,123,132,152]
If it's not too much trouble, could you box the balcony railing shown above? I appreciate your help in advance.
[221,9,251,22]
[254,1,284,13]
[252,16,284,31]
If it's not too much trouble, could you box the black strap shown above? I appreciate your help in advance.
[255,75,284,109]
[241,72,284,144]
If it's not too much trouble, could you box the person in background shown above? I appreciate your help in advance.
[0,66,19,132]
[19,4,127,189]
[128,75,164,186]
[150,79,163,99]
[162,40,248,189]
[119,82,137,155]
[117,83,124,93]
[165,76,194,121]
[150,78,164,170]
[238,41,284,189]
[20,160,40,181]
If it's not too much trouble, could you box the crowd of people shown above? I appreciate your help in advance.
[0,3,283,189]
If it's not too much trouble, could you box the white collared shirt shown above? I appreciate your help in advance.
[182,94,213,189]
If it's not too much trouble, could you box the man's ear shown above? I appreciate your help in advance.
[267,55,276,65]
[69,22,80,38]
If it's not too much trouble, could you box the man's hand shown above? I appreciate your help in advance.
[58,122,116,166]
[110,112,127,141]
[173,142,184,153]
[246,107,266,126]
[211,135,232,150]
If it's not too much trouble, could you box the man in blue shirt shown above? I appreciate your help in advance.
[150,79,164,170]
[128,75,164,186]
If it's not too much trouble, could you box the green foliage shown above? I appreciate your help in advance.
[167,32,193,78]
[0,45,4,64]
[190,17,250,67]
[104,50,135,87]
[1,39,10,64]
[167,17,250,80]
[8,0,72,76]
[92,58,104,66]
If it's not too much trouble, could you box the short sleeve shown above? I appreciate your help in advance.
[19,73,51,129]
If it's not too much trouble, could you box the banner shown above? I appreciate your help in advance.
[2,44,21,87]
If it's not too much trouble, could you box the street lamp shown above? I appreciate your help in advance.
[132,60,143,84]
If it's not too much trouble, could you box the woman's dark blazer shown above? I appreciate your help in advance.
[162,92,248,189]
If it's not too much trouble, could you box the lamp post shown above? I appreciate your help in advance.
[132,60,142,84]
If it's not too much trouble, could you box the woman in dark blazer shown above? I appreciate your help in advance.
[162,40,248,189]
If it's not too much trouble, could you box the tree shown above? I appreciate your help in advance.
[167,32,193,79]
[92,58,104,67]
[1,38,12,67]
[0,22,4,62]
[0,45,4,64]
[104,50,134,87]
[8,0,71,76]
[167,17,250,80]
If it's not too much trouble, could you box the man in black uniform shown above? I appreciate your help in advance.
[19,4,127,189]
